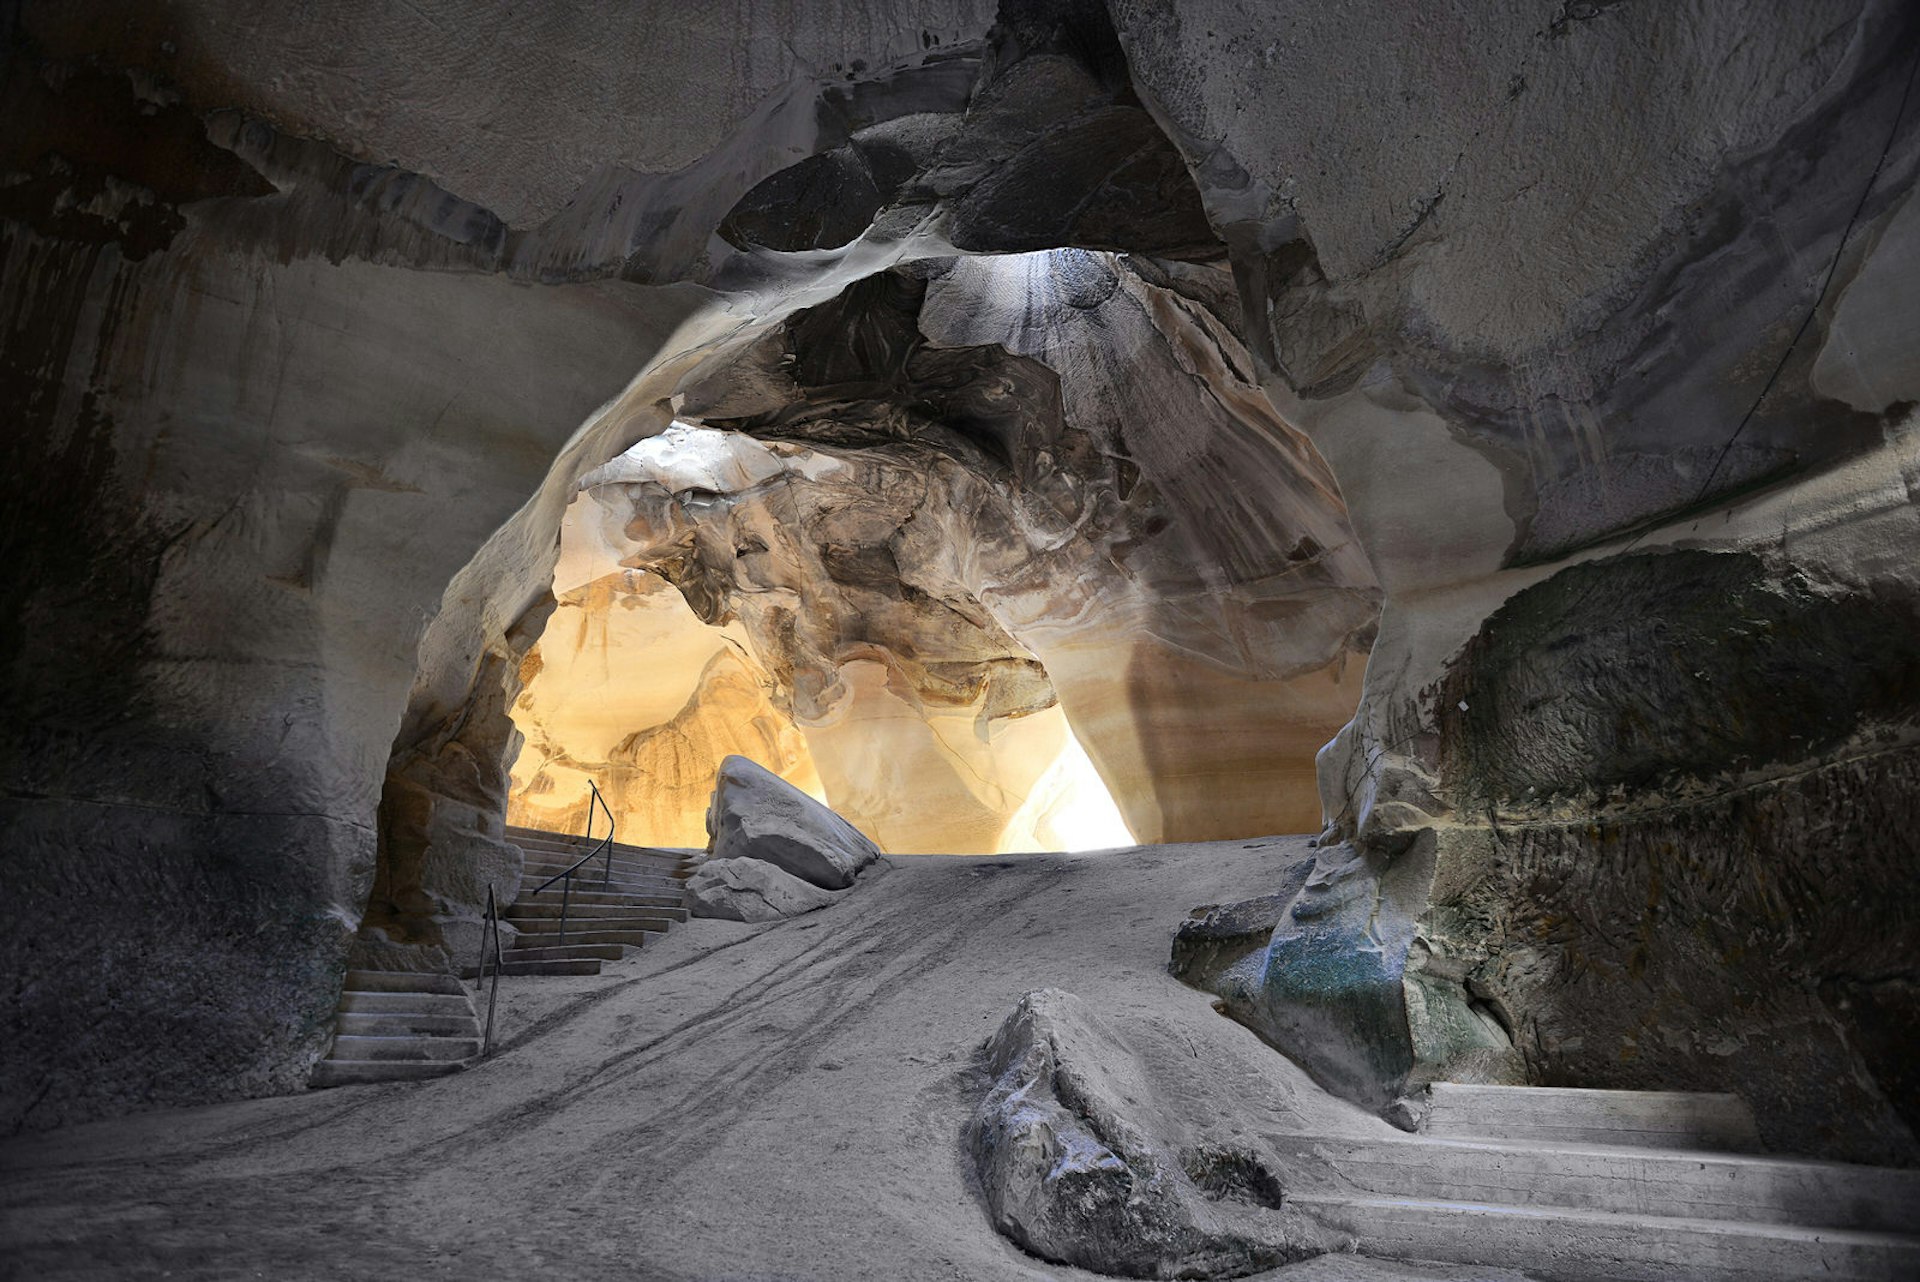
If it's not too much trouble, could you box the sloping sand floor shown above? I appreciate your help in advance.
[1,836,1533,1281]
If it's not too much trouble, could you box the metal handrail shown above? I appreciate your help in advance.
[528,779,615,946]
[474,883,506,1057]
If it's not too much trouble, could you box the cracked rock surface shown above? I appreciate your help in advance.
[973,987,1346,1278]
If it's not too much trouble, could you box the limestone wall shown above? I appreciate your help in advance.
[1117,0,1920,1160]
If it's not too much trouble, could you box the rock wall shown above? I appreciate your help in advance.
[0,0,1009,1129]
[505,555,821,849]
[1116,0,1920,1161]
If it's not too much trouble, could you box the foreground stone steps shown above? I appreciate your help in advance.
[1267,1132,1920,1231]
[310,971,482,1090]
[330,1034,478,1062]
[1273,1085,1920,1280]
[310,1058,466,1087]
[336,1010,478,1038]
[1290,1192,1920,1282]
[521,867,692,895]
[338,990,472,1017]
[342,969,466,996]
[1424,1082,1764,1152]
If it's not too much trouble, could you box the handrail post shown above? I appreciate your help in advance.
[559,870,571,947]
[592,780,615,889]
[479,883,503,1058]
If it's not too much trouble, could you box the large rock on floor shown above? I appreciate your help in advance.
[685,857,840,924]
[971,988,1345,1279]
[706,756,882,889]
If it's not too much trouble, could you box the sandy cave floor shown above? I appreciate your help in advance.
[0,837,1535,1281]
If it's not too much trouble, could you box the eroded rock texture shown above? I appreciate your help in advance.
[972,988,1344,1278]
[595,252,1377,845]
[1116,0,1920,1162]
[506,536,822,847]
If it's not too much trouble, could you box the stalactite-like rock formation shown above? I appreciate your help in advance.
[645,253,1378,845]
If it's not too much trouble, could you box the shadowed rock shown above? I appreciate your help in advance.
[971,987,1345,1278]
[685,857,840,923]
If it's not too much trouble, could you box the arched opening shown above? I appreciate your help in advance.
[349,241,1379,971]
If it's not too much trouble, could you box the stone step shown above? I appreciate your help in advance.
[522,853,697,881]
[510,902,691,921]
[343,969,466,996]
[506,825,701,861]
[1266,1132,1920,1232]
[310,1058,467,1088]
[1423,1084,1763,1152]
[336,1010,479,1038]
[523,871,692,896]
[337,991,474,1017]
[489,926,661,949]
[1289,1191,1920,1282]
[510,831,700,858]
[509,913,679,934]
[462,958,604,977]
[497,943,628,962]
[518,885,686,906]
[329,1034,479,1063]
[522,868,694,895]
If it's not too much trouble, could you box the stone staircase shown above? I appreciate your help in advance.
[1278,1083,1920,1281]
[309,970,481,1088]
[466,824,701,977]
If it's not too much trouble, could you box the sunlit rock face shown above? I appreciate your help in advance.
[1116,0,1920,1161]
[555,424,1125,854]
[505,559,821,849]
[506,453,1134,856]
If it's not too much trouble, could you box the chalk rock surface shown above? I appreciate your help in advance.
[706,756,882,890]
[684,858,839,924]
[972,988,1345,1279]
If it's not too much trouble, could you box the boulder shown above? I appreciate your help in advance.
[706,756,881,890]
[685,858,839,924]
[971,988,1344,1279]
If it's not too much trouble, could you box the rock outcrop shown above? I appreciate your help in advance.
[972,988,1344,1278]
[1112,0,1920,1163]
[706,756,883,891]
[684,857,840,924]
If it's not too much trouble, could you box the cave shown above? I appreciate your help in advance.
[3,2,1918,1279]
